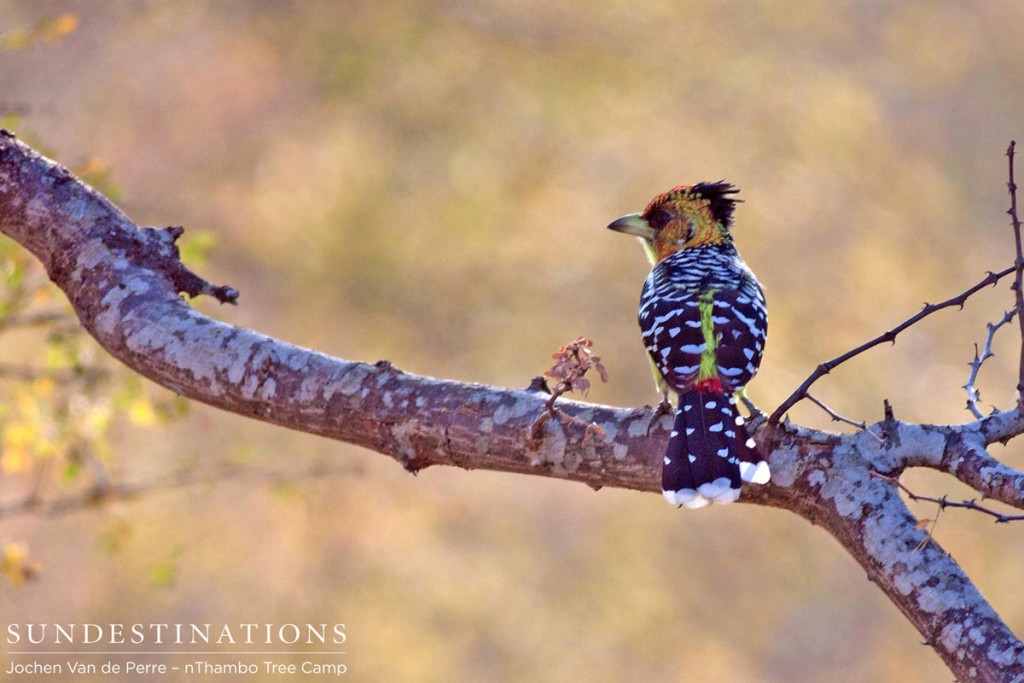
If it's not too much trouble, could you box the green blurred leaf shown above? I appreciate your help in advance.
[148,547,183,588]
[179,232,217,268]
[2,13,77,50]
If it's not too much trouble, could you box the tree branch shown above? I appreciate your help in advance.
[2,132,1023,681]
[941,431,1024,510]
[745,429,1024,680]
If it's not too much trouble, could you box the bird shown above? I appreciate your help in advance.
[608,182,770,508]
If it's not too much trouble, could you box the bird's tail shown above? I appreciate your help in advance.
[661,384,770,508]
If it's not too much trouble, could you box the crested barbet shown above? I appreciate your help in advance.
[608,182,770,508]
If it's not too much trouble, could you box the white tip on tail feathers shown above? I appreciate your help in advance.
[663,477,742,509]
[663,465,771,508]
[698,477,741,504]
[662,488,710,509]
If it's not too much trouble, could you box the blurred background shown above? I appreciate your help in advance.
[1,1,1023,680]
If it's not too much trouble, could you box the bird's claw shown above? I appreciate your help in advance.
[647,398,674,436]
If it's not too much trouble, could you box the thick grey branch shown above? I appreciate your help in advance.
[843,415,1024,512]
[943,432,1024,510]
[750,428,1024,680]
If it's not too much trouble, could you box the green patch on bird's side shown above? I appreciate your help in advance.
[697,290,719,381]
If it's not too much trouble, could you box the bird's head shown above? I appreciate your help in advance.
[608,181,740,263]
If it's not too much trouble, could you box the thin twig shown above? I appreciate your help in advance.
[0,309,69,331]
[964,309,1017,418]
[0,362,108,382]
[805,392,884,442]
[769,265,1016,424]
[1008,141,1024,403]
[0,460,360,520]
[871,472,1024,524]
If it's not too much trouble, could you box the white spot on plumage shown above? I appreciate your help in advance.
[736,416,745,426]
[668,327,681,338]
[745,437,756,448]
[708,422,723,432]
[717,448,728,457]
[652,311,681,326]
[679,344,706,354]
[688,454,697,463]
[732,307,756,327]
[663,456,671,465]
[670,430,678,437]
[739,460,771,484]
[685,427,695,436]
[705,401,716,409]
[743,348,755,360]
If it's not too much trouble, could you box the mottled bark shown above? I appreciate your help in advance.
[2,133,1023,681]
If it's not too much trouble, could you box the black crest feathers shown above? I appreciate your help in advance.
[688,181,741,228]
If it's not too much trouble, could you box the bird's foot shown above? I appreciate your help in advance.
[647,397,674,436]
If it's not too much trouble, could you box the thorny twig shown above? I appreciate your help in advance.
[805,392,884,443]
[871,473,1024,524]
[529,337,608,447]
[964,309,1017,418]
[768,264,1016,424]
[1008,141,1024,403]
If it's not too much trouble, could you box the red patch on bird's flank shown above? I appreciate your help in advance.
[694,378,723,393]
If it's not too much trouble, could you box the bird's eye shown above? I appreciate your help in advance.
[649,209,673,230]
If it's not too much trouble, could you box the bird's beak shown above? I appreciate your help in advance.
[607,213,656,240]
